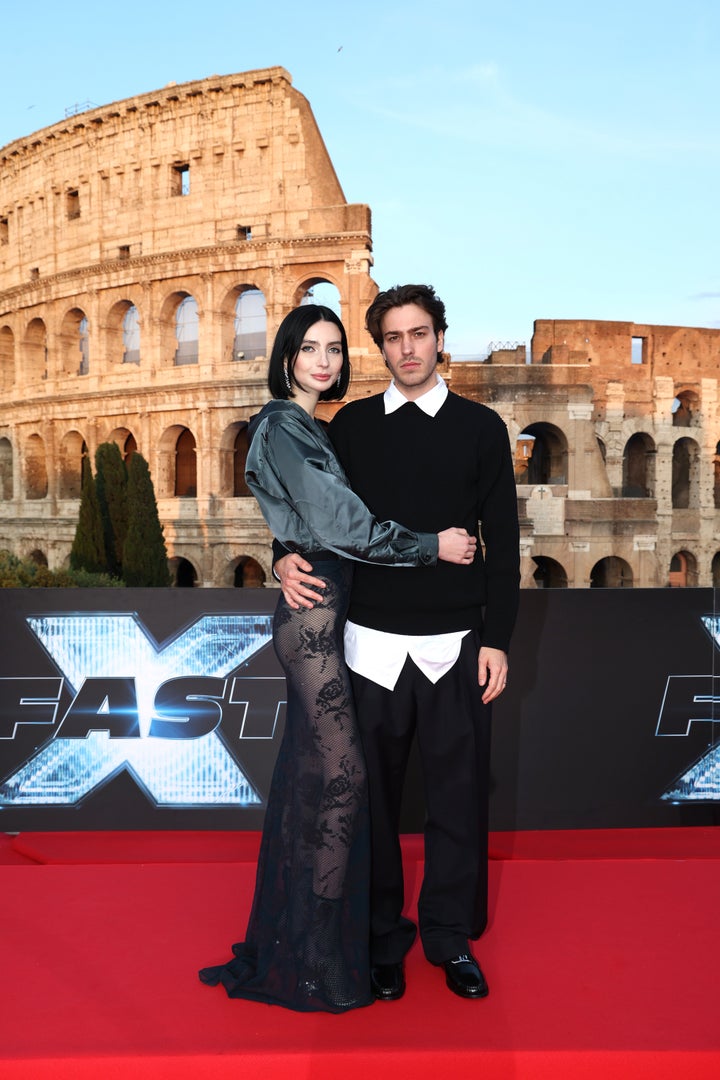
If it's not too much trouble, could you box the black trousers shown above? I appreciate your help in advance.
[350,629,491,966]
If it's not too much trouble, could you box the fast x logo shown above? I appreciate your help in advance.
[0,614,281,807]
[656,614,720,802]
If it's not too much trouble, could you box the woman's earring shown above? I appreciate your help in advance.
[336,373,342,387]
[283,365,292,392]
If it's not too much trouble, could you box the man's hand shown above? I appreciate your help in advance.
[275,553,326,610]
[478,646,508,703]
[438,528,477,565]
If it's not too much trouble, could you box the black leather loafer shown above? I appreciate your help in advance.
[442,953,489,999]
[370,962,405,1001]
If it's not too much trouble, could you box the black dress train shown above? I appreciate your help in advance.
[199,560,372,1011]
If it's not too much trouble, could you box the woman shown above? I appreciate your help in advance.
[199,305,475,1012]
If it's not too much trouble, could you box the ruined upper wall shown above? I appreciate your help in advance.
[521,318,720,418]
[531,318,720,375]
[0,67,360,285]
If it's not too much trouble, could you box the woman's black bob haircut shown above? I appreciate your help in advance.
[267,304,351,402]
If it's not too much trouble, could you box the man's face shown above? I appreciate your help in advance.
[379,303,444,400]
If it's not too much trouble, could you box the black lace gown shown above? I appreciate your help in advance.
[199,560,372,1012]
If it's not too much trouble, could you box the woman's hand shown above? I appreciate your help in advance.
[438,528,477,565]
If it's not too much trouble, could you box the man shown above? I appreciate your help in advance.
[275,284,520,1001]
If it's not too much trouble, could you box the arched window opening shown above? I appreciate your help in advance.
[174,296,199,365]
[669,551,698,588]
[669,552,687,587]
[78,317,89,375]
[175,428,197,496]
[28,549,48,567]
[234,556,265,587]
[672,438,700,509]
[514,435,535,483]
[60,309,88,376]
[122,305,140,364]
[517,423,568,486]
[301,280,342,316]
[24,435,48,500]
[25,318,48,383]
[171,556,197,587]
[58,433,87,499]
[233,289,266,360]
[123,433,137,462]
[532,556,568,589]
[712,552,720,589]
[107,427,137,467]
[0,437,13,500]
[234,425,251,496]
[672,390,698,427]
[590,557,634,588]
[0,325,14,391]
[622,433,655,498]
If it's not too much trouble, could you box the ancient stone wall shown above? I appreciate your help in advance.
[0,69,380,586]
[451,318,720,588]
[1,71,718,590]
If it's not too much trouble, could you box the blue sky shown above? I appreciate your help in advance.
[2,0,718,357]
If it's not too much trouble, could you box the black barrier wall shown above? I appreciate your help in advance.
[0,587,718,832]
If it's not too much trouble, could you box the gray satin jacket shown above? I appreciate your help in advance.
[245,399,438,566]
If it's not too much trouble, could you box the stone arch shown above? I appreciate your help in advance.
[171,294,199,366]
[27,549,48,567]
[175,428,197,496]
[532,555,568,588]
[107,426,138,463]
[0,437,13,500]
[672,388,699,427]
[219,421,251,497]
[0,325,14,391]
[672,436,700,509]
[59,307,89,376]
[221,284,267,361]
[622,432,656,497]
[169,555,198,587]
[231,555,266,587]
[298,277,343,316]
[590,556,634,588]
[24,318,47,383]
[24,434,48,499]
[669,550,698,587]
[158,425,197,497]
[158,291,197,366]
[106,299,141,365]
[58,431,88,498]
[516,423,568,485]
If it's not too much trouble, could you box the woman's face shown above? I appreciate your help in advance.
[290,319,343,404]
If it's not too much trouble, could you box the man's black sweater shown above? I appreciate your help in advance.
[329,390,520,651]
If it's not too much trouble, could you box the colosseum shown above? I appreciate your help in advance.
[1,67,719,589]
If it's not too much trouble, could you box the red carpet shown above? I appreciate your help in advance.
[2,829,719,1079]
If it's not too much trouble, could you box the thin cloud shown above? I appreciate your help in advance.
[352,64,720,160]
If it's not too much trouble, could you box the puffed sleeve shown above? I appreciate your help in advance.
[247,412,438,567]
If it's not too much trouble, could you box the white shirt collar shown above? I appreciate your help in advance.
[383,374,448,417]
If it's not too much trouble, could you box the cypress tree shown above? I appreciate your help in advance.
[95,441,129,577]
[69,455,106,574]
[123,453,171,586]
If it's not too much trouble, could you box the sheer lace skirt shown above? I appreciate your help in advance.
[199,560,372,1011]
